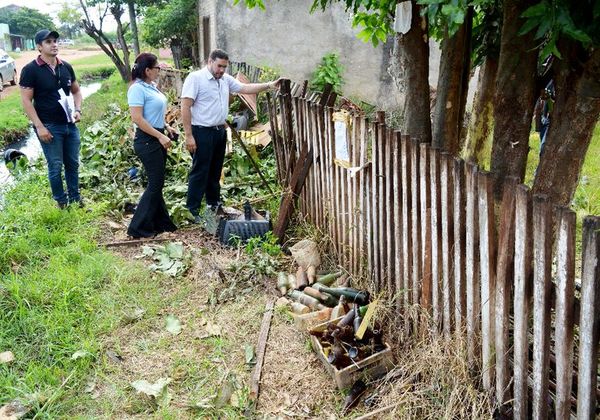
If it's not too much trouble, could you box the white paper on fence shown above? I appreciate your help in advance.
[334,119,350,166]
[394,1,412,34]
[57,89,75,123]
[347,161,371,178]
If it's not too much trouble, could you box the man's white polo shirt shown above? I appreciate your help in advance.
[181,66,242,127]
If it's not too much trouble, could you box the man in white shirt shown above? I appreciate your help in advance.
[181,49,281,223]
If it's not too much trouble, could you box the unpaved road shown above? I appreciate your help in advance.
[2,47,104,96]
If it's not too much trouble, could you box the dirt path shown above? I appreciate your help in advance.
[2,47,104,96]
[73,223,344,419]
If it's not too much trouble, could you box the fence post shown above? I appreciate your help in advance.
[393,131,403,312]
[453,158,466,332]
[385,128,395,295]
[577,216,600,419]
[532,194,553,420]
[494,176,517,408]
[430,147,442,331]
[401,135,413,322]
[420,142,432,312]
[465,162,480,366]
[358,119,369,279]
[377,123,387,291]
[478,171,496,393]
[554,207,576,420]
[410,139,421,307]
[513,185,533,420]
[440,152,454,339]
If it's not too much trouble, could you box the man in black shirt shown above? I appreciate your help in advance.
[20,29,83,208]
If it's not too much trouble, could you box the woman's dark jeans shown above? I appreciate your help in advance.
[127,129,177,238]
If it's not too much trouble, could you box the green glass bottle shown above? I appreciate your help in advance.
[312,284,370,306]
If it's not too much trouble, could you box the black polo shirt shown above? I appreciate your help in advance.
[19,56,77,124]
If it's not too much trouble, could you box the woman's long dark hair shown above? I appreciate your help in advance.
[131,53,158,81]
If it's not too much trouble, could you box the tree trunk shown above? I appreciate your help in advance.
[532,45,600,206]
[464,56,498,166]
[489,0,538,196]
[432,8,473,154]
[171,40,182,70]
[127,0,140,57]
[79,0,131,82]
[112,4,131,79]
[390,0,431,143]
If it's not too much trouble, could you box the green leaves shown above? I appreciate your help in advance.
[309,52,345,94]
[233,0,266,10]
[519,0,596,61]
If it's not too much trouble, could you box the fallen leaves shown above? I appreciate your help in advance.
[0,400,28,420]
[0,351,15,364]
[165,315,182,335]
[131,377,171,398]
[194,321,223,339]
[71,350,93,360]
[141,242,189,277]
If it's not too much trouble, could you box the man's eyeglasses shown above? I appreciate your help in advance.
[152,66,161,70]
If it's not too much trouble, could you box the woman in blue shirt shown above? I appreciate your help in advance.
[126,53,177,238]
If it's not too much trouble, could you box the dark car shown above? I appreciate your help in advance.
[0,49,17,92]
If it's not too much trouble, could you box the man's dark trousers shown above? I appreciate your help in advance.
[186,125,226,216]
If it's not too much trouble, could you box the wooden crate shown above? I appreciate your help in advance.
[309,318,394,389]
[291,308,332,330]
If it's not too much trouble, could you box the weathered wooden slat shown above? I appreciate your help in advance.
[377,123,387,291]
[385,128,395,295]
[316,104,328,232]
[311,103,322,227]
[393,131,403,312]
[494,176,517,407]
[371,123,381,289]
[341,129,350,269]
[351,116,360,277]
[440,153,453,338]
[453,158,466,332]
[359,119,369,279]
[430,147,441,331]
[305,100,315,221]
[513,185,532,420]
[420,142,432,311]
[554,207,576,420]
[325,107,338,254]
[532,194,553,420]
[577,216,600,419]
[265,92,284,184]
[401,136,412,315]
[477,171,496,393]
[465,162,480,366]
[273,144,313,243]
[410,139,421,307]
[366,123,375,281]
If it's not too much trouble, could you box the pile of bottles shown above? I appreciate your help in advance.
[276,266,385,369]
[310,303,385,370]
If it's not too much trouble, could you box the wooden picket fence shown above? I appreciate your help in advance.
[261,76,600,418]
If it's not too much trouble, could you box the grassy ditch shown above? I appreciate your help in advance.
[0,174,170,418]
[0,91,30,145]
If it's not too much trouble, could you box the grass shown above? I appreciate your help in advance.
[0,173,167,418]
[69,53,118,80]
[79,72,129,133]
[0,90,30,145]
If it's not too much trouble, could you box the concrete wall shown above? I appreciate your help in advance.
[199,0,400,110]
